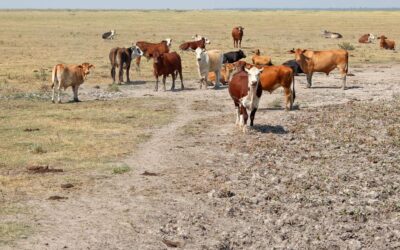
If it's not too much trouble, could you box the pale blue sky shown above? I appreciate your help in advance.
[1,0,400,9]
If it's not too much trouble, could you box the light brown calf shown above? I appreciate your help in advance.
[378,35,396,50]
[51,63,95,103]
[207,63,235,85]
[251,49,272,66]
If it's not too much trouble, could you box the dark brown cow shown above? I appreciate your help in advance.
[109,46,143,84]
[229,67,263,132]
[258,65,296,110]
[135,39,172,74]
[378,35,396,50]
[289,48,349,89]
[232,26,244,48]
[152,51,184,92]
[179,37,209,51]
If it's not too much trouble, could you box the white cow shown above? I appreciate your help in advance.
[195,48,223,89]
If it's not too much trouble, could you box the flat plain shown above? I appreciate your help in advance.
[0,10,399,249]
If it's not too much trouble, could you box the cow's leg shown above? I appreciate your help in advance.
[135,57,141,76]
[284,87,293,111]
[250,108,258,126]
[57,81,62,103]
[204,72,209,90]
[126,64,131,83]
[306,73,313,88]
[162,75,167,92]
[111,66,116,84]
[239,39,242,48]
[154,75,159,92]
[178,69,184,90]
[235,103,240,126]
[52,80,57,103]
[171,72,176,91]
[242,106,249,133]
[118,67,123,84]
[73,85,80,102]
[339,66,347,90]
[214,70,221,89]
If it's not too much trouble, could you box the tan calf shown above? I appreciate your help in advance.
[251,49,272,66]
[51,63,94,103]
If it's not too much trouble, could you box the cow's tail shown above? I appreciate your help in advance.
[51,65,57,88]
[345,51,349,75]
[292,71,296,101]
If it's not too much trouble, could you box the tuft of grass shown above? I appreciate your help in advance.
[0,222,31,244]
[112,165,131,174]
[338,42,355,51]
[107,84,120,92]
[29,144,46,154]
[270,98,282,108]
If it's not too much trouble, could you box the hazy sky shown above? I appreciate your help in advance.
[1,0,399,9]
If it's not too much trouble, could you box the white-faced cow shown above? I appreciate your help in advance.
[359,33,375,43]
[109,46,143,84]
[195,48,223,89]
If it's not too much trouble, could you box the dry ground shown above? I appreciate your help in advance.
[0,10,400,249]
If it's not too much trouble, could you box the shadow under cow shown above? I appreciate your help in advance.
[251,124,288,134]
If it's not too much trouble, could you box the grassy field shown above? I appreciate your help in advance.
[0,10,399,246]
[0,10,399,94]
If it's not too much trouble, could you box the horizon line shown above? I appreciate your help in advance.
[1,7,400,11]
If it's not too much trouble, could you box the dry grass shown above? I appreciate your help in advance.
[0,97,174,202]
[0,10,399,94]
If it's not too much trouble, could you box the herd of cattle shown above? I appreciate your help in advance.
[51,27,396,132]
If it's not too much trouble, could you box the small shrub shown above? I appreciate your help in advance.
[270,98,282,108]
[34,68,48,82]
[112,165,130,174]
[29,144,46,154]
[107,84,120,92]
[338,42,355,51]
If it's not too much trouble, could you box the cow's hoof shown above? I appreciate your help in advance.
[51,100,55,104]
[306,84,311,88]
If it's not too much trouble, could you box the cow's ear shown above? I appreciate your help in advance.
[288,49,295,54]
[78,65,83,68]
[245,68,250,73]
[89,64,95,69]
[258,68,264,73]
[301,49,307,54]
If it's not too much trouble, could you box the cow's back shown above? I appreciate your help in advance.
[207,50,223,71]
[259,65,293,90]
[163,52,182,70]
[307,49,348,73]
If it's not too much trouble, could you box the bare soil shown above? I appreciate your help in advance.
[8,64,400,249]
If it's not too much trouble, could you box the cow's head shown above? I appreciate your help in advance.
[195,47,206,62]
[130,45,143,59]
[237,26,244,32]
[152,51,163,65]
[245,66,263,88]
[238,50,246,59]
[80,63,95,79]
[164,38,172,47]
[377,35,387,40]
[203,37,211,44]
[289,48,309,63]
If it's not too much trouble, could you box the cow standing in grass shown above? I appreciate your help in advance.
[195,48,223,89]
[289,48,349,89]
[109,46,143,84]
[51,63,95,103]
[232,26,244,48]
[152,51,183,91]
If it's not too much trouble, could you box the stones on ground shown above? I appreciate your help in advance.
[61,183,74,189]
[27,165,63,173]
[141,171,159,176]
[48,195,68,200]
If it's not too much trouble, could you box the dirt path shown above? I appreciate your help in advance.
[12,64,400,249]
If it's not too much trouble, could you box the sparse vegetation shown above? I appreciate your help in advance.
[112,165,131,174]
[107,83,120,92]
[338,42,355,50]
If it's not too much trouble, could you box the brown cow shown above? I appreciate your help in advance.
[378,35,396,50]
[252,49,272,66]
[289,48,349,89]
[109,46,143,84]
[135,39,172,74]
[152,51,183,92]
[358,33,375,43]
[229,67,263,132]
[51,63,95,103]
[232,26,244,48]
[179,37,210,51]
[258,65,296,111]
[208,63,235,85]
